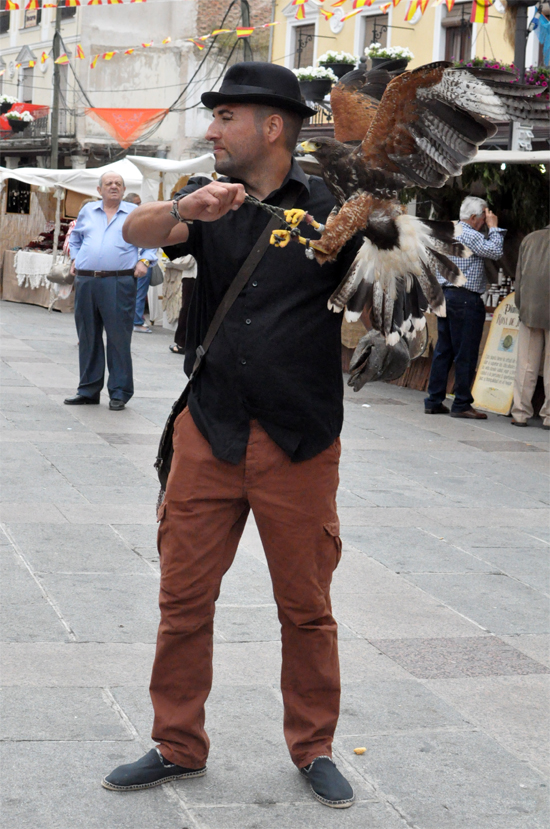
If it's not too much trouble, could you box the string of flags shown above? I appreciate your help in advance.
[294,0,498,24]
[30,21,278,69]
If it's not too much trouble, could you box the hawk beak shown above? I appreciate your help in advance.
[299,140,319,154]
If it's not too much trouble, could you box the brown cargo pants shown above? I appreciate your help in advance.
[150,407,342,770]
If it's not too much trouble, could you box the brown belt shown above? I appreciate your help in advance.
[76,269,134,277]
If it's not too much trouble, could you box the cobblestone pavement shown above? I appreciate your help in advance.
[1,299,549,829]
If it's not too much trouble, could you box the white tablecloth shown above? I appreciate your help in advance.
[14,250,54,289]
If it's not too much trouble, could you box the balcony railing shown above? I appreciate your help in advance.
[0,108,75,141]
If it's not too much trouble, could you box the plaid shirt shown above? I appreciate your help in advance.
[437,222,507,294]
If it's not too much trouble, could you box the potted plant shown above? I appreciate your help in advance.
[0,94,18,115]
[293,65,338,103]
[317,50,357,80]
[5,110,34,133]
[364,43,414,70]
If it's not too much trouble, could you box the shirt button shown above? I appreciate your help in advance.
[245,318,251,325]
[251,281,258,287]
[241,358,247,365]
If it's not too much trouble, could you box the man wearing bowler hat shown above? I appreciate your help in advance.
[102,62,358,808]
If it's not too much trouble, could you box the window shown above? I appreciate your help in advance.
[443,2,472,63]
[60,6,77,20]
[363,14,389,51]
[0,0,10,36]
[21,66,33,103]
[24,7,42,28]
[6,179,31,215]
[293,24,315,69]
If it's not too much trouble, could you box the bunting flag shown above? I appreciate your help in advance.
[40,51,48,64]
[190,40,206,49]
[131,0,147,3]
[54,54,70,64]
[331,0,347,5]
[470,0,490,23]
[380,2,391,10]
[236,27,254,37]
[90,54,99,68]
[25,0,40,9]
[419,0,429,12]
[64,0,80,6]
[446,0,455,9]
[108,0,123,4]
[141,41,153,47]
[88,0,103,5]
[161,37,171,44]
[212,29,232,34]
[353,0,372,8]
[15,63,22,68]
[28,59,36,67]
[404,0,418,20]
[295,5,306,18]
[102,51,117,60]
[393,0,403,5]
[85,107,168,148]
[76,44,85,59]
[5,1,19,9]
[124,48,135,54]
[320,8,334,18]
[341,7,363,20]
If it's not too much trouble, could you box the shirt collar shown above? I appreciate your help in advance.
[94,200,133,213]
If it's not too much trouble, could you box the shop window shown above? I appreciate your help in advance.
[6,179,31,215]
[0,1,10,36]
[24,7,42,28]
[443,1,472,62]
[293,24,315,69]
[363,14,389,51]
[60,6,77,20]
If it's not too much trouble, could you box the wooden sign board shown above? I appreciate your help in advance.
[472,292,519,415]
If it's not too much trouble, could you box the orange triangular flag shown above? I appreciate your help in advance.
[85,107,168,149]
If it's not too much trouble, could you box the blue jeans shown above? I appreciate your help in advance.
[425,287,486,413]
[134,266,152,326]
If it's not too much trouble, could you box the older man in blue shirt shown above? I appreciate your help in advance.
[425,196,506,420]
[64,172,157,410]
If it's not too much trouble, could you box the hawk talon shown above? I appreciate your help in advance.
[270,229,292,247]
[284,208,307,227]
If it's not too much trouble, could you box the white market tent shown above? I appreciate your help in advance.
[0,153,216,201]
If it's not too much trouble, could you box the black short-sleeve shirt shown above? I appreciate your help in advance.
[164,160,358,465]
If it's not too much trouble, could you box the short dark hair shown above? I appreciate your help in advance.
[253,105,303,153]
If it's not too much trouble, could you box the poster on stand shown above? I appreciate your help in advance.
[472,292,520,414]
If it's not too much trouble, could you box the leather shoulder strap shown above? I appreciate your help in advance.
[189,179,302,379]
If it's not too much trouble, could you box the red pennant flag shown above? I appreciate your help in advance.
[54,54,70,64]
[85,107,168,148]
[125,48,135,54]
[236,27,254,37]
[470,0,489,22]
[64,0,81,6]
[320,8,334,18]
[341,7,363,20]
[141,41,153,47]
[190,40,205,49]
[40,51,48,64]
[295,5,306,18]
[404,0,418,20]
[88,0,102,5]
[25,0,40,9]
[102,51,117,60]
[90,54,99,68]
[353,0,372,8]
[5,0,20,9]
[162,37,171,44]
[76,44,85,59]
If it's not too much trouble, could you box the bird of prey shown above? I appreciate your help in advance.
[272,61,548,353]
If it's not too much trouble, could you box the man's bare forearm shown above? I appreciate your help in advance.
[123,201,189,248]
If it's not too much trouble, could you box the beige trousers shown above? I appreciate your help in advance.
[511,322,550,424]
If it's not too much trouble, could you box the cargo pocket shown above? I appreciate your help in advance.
[324,518,342,568]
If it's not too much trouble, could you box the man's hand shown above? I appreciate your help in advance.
[134,260,149,278]
[70,260,76,276]
[485,209,498,229]
[176,182,246,223]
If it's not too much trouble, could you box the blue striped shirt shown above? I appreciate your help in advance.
[437,222,506,294]
[70,200,157,271]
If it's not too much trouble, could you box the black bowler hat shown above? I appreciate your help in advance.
[201,62,316,119]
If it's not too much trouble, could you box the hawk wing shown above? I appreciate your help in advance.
[330,62,404,143]
[357,62,549,187]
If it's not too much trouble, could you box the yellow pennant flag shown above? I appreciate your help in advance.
[43,2,58,6]
[404,0,418,20]
[15,63,22,68]
[141,41,153,47]
[88,0,103,5]
[25,0,40,9]
[90,54,99,68]
[64,0,81,6]
[124,48,135,54]
[190,40,206,49]
[76,44,85,59]
[262,21,279,27]
[353,0,372,8]
[380,2,391,11]
[470,0,489,23]
[341,7,363,20]
[28,60,36,67]
[331,0,346,6]
[393,0,403,6]
[5,1,20,9]
[162,37,171,44]
[107,0,123,4]
[40,51,49,64]
[445,0,455,8]
[131,0,147,3]
[236,27,254,36]
[55,54,70,64]
[294,5,306,18]
[320,8,334,18]
[102,51,117,60]
[212,29,232,34]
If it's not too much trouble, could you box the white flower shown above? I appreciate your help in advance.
[293,65,338,82]
[0,94,18,105]
[6,110,34,122]
[317,50,356,65]
[364,43,414,60]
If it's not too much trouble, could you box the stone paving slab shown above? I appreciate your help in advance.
[1,300,549,828]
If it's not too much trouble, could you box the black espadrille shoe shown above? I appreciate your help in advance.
[102,748,206,791]
[300,756,355,808]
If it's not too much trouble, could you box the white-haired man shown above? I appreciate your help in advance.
[64,172,157,410]
[425,195,506,419]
